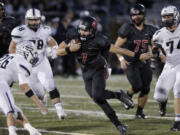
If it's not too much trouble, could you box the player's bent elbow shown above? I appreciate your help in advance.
[109,45,120,54]
[56,49,67,56]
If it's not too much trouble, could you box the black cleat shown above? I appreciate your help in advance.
[116,123,127,135]
[171,121,180,131]
[135,113,147,119]
[119,89,134,109]
[159,101,167,116]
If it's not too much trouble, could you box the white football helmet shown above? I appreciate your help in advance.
[25,8,41,31]
[161,5,179,27]
[16,41,39,66]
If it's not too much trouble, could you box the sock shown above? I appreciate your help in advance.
[175,114,180,122]
[24,123,34,131]
[127,91,133,98]
[136,106,143,114]
[8,126,16,134]
[54,102,62,110]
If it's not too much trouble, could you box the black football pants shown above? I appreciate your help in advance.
[82,67,121,126]
[126,63,152,95]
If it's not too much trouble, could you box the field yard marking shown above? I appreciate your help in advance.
[12,90,174,103]
[11,105,174,120]
[0,127,95,135]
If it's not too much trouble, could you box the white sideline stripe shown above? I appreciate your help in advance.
[12,91,174,104]
[0,127,95,135]
[15,105,174,120]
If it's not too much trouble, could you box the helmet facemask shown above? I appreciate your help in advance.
[78,16,97,41]
[130,4,146,26]
[161,5,179,28]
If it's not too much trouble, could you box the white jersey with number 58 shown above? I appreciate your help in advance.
[11,24,52,65]
[153,25,180,66]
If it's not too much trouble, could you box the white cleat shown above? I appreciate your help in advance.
[9,132,17,135]
[29,127,42,135]
[56,108,67,120]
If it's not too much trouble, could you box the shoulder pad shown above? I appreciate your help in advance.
[11,25,26,39]
[118,23,132,38]
[152,29,163,44]
[5,16,16,21]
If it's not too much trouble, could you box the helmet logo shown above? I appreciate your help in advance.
[92,21,97,29]
[131,9,140,15]
[79,24,86,30]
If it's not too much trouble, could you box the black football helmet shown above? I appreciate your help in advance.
[78,16,97,41]
[130,3,146,26]
[0,2,5,19]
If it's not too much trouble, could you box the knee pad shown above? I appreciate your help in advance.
[154,88,168,102]
[49,88,60,99]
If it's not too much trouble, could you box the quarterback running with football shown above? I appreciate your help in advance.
[8,8,66,119]
[153,5,180,131]
[0,41,47,135]
[56,15,151,135]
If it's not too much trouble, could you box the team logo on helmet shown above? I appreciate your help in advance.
[16,41,39,66]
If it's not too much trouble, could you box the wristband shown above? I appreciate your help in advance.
[134,52,141,59]
[65,47,72,54]
[25,89,34,98]
[118,56,124,62]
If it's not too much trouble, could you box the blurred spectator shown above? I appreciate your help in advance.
[55,12,78,77]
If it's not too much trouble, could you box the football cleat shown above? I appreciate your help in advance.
[56,108,67,120]
[171,121,180,131]
[119,89,134,109]
[135,112,147,119]
[9,132,17,135]
[28,127,41,135]
[159,101,167,116]
[116,123,127,135]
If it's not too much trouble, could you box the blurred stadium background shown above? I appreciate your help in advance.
[0,0,180,135]
[2,0,179,76]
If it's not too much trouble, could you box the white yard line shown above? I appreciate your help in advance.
[13,91,174,104]
[12,105,174,120]
[0,127,95,135]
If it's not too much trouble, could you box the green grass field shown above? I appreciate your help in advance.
[0,75,179,135]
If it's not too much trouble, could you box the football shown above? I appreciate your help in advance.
[71,39,80,44]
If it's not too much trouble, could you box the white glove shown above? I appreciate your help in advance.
[46,45,58,59]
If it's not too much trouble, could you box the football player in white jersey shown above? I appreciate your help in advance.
[8,8,66,119]
[0,41,47,135]
[153,5,180,131]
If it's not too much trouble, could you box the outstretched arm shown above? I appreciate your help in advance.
[20,83,48,115]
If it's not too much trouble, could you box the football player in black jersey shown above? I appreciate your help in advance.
[0,2,18,57]
[115,3,157,119]
[56,16,151,135]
